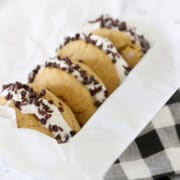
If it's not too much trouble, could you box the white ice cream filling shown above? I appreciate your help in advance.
[0,87,72,142]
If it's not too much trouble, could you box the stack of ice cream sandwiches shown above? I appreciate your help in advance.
[0,15,150,143]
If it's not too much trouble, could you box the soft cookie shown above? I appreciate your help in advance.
[0,82,80,143]
[58,33,128,93]
[28,57,108,126]
[87,14,150,68]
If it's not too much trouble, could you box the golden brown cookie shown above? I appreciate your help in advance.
[87,14,150,68]
[58,33,128,93]
[28,57,108,126]
[0,82,80,143]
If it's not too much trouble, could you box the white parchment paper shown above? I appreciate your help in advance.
[0,0,178,179]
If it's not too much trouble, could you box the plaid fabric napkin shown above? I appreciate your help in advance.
[105,90,180,180]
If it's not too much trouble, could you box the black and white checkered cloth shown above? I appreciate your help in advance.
[105,90,180,180]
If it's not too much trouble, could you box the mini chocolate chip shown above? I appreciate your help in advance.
[45,114,51,119]
[6,92,12,100]
[29,92,36,99]
[82,77,88,84]
[9,93,13,100]
[45,62,49,67]
[90,89,96,96]
[90,76,95,80]
[68,67,73,73]
[70,130,76,137]
[58,126,63,132]
[28,98,33,104]
[21,90,26,97]
[100,20,105,28]
[34,101,40,106]
[95,86,102,93]
[123,65,131,73]
[106,50,112,54]
[80,70,86,77]
[21,97,27,102]
[64,37,71,45]
[91,39,97,45]
[41,118,47,125]
[47,110,53,113]
[57,55,61,60]
[51,62,57,68]
[29,88,34,93]
[43,104,49,111]
[129,29,135,36]
[15,81,23,89]
[9,94,13,99]
[104,90,109,97]
[61,67,67,71]
[65,58,72,66]
[131,39,136,44]
[39,89,46,97]
[52,125,58,132]
[23,84,30,90]
[138,35,150,53]
[48,100,54,104]
[94,101,102,107]
[112,59,116,63]
[14,101,21,110]
[2,84,11,90]
[75,33,80,39]
[55,135,61,140]
[73,64,80,70]
[58,106,64,112]
[118,22,127,31]
[93,79,99,85]
[38,108,46,115]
